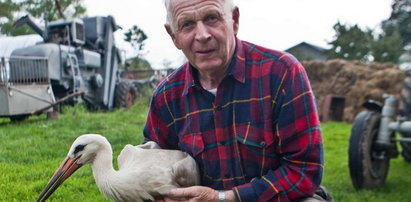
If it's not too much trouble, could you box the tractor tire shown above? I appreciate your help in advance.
[348,110,390,189]
[114,81,137,108]
[399,76,411,162]
[401,138,411,162]
[9,115,29,122]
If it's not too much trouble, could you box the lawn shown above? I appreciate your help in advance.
[0,99,410,201]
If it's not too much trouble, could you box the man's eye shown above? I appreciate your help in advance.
[181,21,195,30]
[205,15,218,24]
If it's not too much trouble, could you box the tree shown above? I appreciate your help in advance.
[326,1,409,63]
[0,0,17,18]
[372,27,403,62]
[326,22,374,61]
[0,0,22,35]
[382,0,411,46]
[0,0,86,36]
[124,25,148,58]
[123,25,150,70]
[125,57,151,70]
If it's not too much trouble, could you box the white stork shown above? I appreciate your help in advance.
[36,134,200,202]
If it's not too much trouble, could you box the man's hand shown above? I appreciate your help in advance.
[157,186,236,202]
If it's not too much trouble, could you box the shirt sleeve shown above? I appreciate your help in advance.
[233,61,324,202]
[143,94,179,150]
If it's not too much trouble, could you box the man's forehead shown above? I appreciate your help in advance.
[169,0,224,11]
[169,0,225,4]
[171,0,225,19]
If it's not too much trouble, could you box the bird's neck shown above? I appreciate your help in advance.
[91,143,127,201]
[91,143,116,186]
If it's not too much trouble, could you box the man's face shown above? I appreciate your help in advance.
[166,0,239,73]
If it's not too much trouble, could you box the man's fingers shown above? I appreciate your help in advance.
[165,186,219,202]
[169,187,196,198]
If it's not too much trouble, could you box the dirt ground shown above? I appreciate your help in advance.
[302,59,406,123]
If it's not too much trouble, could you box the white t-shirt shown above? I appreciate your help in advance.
[208,88,217,95]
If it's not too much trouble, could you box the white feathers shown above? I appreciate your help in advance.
[70,134,200,202]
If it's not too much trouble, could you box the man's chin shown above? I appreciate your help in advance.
[193,60,227,72]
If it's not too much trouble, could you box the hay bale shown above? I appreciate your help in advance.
[303,59,405,122]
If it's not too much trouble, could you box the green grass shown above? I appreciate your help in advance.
[0,101,410,201]
[0,98,150,201]
[321,122,411,201]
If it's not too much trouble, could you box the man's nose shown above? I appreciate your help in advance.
[194,22,211,42]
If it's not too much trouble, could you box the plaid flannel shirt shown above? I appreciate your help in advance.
[143,38,323,202]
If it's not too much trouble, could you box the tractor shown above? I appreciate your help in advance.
[348,50,411,189]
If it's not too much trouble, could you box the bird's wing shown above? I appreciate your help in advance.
[116,163,177,200]
[118,144,188,170]
[171,153,200,187]
[118,144,166,170]
[136,141,161,149]
[105,176,155,202]
[116,145,200,200]
[117,144,142,170]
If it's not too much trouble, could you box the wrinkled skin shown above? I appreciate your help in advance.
[165,0,239,90]
[162,0,240,201]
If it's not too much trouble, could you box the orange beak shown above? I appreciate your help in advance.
[36,156,83,202]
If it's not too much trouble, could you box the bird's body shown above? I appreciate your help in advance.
[36,134,200,202]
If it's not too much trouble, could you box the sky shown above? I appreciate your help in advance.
[83,0,393,69]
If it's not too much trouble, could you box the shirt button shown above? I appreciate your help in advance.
[260,141,266,148]
[220,141,226,146]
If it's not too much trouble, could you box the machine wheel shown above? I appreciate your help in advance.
[400,133,411,162]
[9,115,29,122]
[348,110,390,189]
[114,81,137,108]
[399,76,411,162]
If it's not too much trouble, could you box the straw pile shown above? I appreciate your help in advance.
[303,59,405,122]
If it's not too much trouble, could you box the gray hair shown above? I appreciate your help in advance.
[163,0,235,32]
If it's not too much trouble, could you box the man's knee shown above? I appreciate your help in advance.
[295,186,333,202]
[296,194,327,202]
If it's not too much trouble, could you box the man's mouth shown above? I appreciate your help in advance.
[196,49,215,55]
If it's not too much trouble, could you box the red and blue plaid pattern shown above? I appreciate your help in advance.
[144,38,323,201]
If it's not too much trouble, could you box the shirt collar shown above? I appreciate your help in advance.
[229,37,246,84]
[182,37,246,96]
[182,62,196,96]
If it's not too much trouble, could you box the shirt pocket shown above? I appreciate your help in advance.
[178,132,204,157]
[235,120,278,177]
[178,133,212,184]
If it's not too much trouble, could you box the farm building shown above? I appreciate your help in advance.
[285,41,328,61]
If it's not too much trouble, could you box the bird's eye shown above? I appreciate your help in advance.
[74,144,87,154]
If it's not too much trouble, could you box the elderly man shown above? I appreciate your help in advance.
[143,0,330,201]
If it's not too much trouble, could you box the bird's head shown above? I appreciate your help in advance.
[67,134,109,165]
[36,134,109,202]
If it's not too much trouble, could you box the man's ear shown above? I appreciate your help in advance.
[165,24,181,50]
[232,7,240,35]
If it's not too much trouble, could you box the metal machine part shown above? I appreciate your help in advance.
[0,15,136,121]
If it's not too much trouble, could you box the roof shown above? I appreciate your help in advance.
[284,41,328,61]
[0,34,42,57]
[285,41,326,53]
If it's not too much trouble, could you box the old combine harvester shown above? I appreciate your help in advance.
[0,15,137,121]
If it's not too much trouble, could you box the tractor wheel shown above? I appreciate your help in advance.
[400,135,411,162]
[9,115,29,122]
[399,76,411,162]
[348,110,390,189]
[114,81,137,108]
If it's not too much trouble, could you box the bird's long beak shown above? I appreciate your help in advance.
[36,156,83,202]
